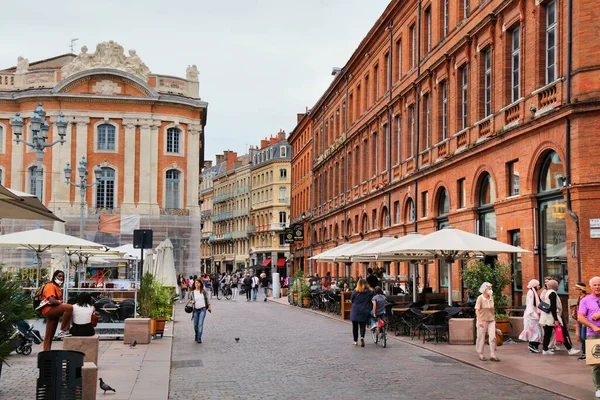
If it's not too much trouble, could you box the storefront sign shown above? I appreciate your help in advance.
[590,219,600,229]
[284,228,295,244]
[293,224,304,241]
[591,229,600,239]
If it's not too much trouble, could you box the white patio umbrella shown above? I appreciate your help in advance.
[379,227,529,305]
[111,244,145,260]
[332,237,396,263]
[0,187,63,221]
[143,249,154,275]
[0,228,108,287]
[153,238,177,288]
[309,242,356,262]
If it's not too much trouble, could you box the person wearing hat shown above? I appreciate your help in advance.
[574,282,589,361]
[475,282,500,362]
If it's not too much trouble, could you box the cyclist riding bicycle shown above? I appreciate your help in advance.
[370,286,386,330]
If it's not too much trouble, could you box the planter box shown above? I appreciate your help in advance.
[509,316,524,339]
[281,288,288,297]
[124,318,151,344]
[63,335,100,366]
[449,318,475,345]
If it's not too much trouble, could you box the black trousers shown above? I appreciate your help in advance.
[352,321,367,342]
[543,324,572,351]
[245,286,252,300]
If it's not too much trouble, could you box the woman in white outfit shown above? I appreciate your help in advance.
[519,279,544,353]
[475,282,500,362]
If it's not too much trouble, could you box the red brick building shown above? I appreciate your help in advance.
[290,0,600,304]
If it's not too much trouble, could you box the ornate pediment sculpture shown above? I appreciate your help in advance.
[61,41,151,80]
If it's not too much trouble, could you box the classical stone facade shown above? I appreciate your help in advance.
[0,41,208,274]
[291,0,600,304]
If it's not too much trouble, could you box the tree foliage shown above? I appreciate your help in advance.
[461,259,512,318]
[0,277,36,365]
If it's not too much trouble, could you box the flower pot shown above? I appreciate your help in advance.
[150,318,157,336]
[302,297,310,307]
[155,317,167,338]
[495,318,510,335]
[293,292,298,304]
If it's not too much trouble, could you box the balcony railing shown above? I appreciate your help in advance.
[247,224,257,233]
[208,233,233,242]
[201,209,213,218]
[231,231,248,239]
[270,223,287,231]
[278,197,290,206]
[211,212,233,222]
[213,192,234,203]
[235,185,250,195]
[233,208,250,218]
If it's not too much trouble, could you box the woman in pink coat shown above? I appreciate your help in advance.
[519,279,543,353]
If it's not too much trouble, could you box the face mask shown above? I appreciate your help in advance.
[55,279,63,285]
[487,290,493,296]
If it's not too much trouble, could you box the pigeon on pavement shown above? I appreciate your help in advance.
[235,338,240,342]
[99,378,116,394]
[129,340,137,348]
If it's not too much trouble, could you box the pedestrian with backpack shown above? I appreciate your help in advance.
[251,274,259,301]
[38,270,73,351]
[231,273,239,300]
[243,274,252,301]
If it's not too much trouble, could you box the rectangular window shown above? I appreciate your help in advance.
[372,133,378,175]
[424,94,430,149]
[460,65,468,129]
[280,146,287,157]
[356,84,361,116]
[349,93,354,122]
[443,0,449,37]
[410,25,416,69]
[463,0,469,19]
[511,230,522,291]
[279,187,287,200]
[425,8,431,53]
[363,143,369,181]
[383,125,389,169]
[372,209,377,229]
[511,26,521,103]
[457,178,466,208]
[441,81,448,140]
[280,168,287,179]
[421,191,428,218]
[365,75,370,108]
[384,53,390,91]
[409,105,415,157]
[546,0,557,84]
[279,211,287,224]
[396,40,402,80]
[484,48,492,117]
[279,234,285,246]
[374,64,379,100]
[394,200,400,224]
[395,115,401,164]
[508,160,520,196]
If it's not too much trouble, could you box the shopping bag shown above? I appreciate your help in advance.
[555,324,565,343]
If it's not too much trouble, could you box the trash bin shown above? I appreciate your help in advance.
[36,350,84,400]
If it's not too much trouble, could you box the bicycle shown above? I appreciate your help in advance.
[370,315,388,348]
[217,284,232,300]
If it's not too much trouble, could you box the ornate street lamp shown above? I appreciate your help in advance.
[64,157,103,238]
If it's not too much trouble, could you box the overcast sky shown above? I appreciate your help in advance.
[0,0,390,162]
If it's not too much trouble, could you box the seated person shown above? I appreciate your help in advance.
[370,286,387,330]
[40,270,73,350]
[71,292,96,337]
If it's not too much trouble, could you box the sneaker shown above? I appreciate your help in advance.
[595,389,600,399]
[352,341,358,346]
[553,346,562,352]
[55,330,71,339]
[578,355,586,361]
[528,345,540,353]
[542,350,554,355]
[360,338,365,348]
[568,348,581,356]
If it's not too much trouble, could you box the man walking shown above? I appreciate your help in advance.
[252,274,259,301]
[231,272,239,300]
[243,274,252,301]
[578,276,600,398]
[260,272,269,302]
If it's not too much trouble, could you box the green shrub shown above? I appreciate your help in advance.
[0,278,36,365]
[461,259,512,318]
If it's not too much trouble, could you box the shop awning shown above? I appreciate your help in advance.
[261,259,271,267]
[276,259,286,268]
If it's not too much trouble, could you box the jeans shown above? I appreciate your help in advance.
[352,321,367,342]
[245,286,252,300]
[193,308,207,342]
[578,322,587,355]
[232,286,238,300]
[262,287,268,300]
[180,288,186,301]
[252,287,258,301]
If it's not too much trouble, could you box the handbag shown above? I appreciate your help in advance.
[91,313,99,327]
[184,300,194,314]
[538,300,551,313]
[555,323,565,343]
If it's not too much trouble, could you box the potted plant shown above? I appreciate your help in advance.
[291,270,304,305]
[462,259,512,334]
[150,282,175,338]
[300,280,311,308]
[0,276,36,381]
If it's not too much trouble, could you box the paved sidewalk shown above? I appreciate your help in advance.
[0,321,173,400]
[269,295,595,400]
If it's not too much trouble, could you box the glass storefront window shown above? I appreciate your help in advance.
[478,173,496,239]
[511,231,522,291]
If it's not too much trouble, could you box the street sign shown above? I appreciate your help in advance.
[293,224,304,241]
[591,229,600,239]
[284,228,295,244]
[591,219,600,229]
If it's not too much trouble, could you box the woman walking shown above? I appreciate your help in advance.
[191,279,211,343]
[519,279,544,353]
[540,279,580,355]
[350,279,373,347]
[475,282,500,362]
[177,273,187,304]
[71,292,96,337]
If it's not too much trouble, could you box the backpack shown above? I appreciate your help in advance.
[33,283,47,310]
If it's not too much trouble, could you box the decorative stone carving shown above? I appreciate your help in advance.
[61,41,151,80]
[92,80,122,95]
[16,56,29,74]
[186,65,199,82]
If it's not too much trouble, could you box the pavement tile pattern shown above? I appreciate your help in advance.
[168,297,568,400]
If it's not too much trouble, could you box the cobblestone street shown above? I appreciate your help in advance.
[169,297,568,400]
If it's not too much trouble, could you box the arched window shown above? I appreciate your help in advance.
[96,167,115,209]
[97,124,116,151]
[478,173,496,239]
[29,165,43,200]
[537,151,567,293]
[346,219,352,237]
[361,214,369,233]
[334,224,339,239]
[380,206,389,228]
[437,188,450,218]
[405,198,416,223]
[165,169,181,209]
[166,128,181,154]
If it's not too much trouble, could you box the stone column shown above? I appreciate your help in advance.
[187,125,202,217]
[138,121,152,214]
[48,115,72,211]
[149,120,161,216]
[121,119,137,213]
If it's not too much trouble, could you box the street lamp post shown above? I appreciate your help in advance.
[11,103,68,203]
[64,157,103,238]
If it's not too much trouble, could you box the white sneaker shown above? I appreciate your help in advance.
[352,341,358,346]
[568,348,581,356]
[595,389,600,398]
[542,350,554,355]
[553,346,562,351]
[55,330,71,339]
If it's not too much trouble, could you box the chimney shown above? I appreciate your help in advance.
[215,154,225,164]
[260,139,268,149]
[233,160,242,169]
[203,160,213,169]
[277,129,286,140]
[297,113,305,123]
[225,151,238,170]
